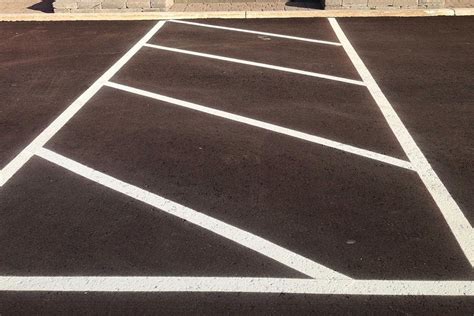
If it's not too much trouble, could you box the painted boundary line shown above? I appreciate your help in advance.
[36,147,349,280]
[144,43,365,86]
[0,15,471,296]
[0,21,167,187]
[328,18,474,267]
[168,19,342,46]
[0,8,467,22]
[2,277,473,296]
[105,81,413,170]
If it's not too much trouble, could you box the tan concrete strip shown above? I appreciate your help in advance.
[0,0,50,14]
[0,8,469,22]
[454,8,474,15]
[245,8,455,18]
[0,11,245,21]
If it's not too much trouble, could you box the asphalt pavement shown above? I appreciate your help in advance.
[0,17,473,314]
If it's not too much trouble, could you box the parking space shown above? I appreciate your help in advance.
[111,47,405,158]
[41,85,466,280]
[2,157,298,278]
[147,20,357,79]
[0,16,473,312]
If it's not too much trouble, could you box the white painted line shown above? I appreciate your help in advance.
[36,147,349,280]
[2,276,473,296]
[169,19,342,46]
[328,18,474,267]
[0,21,167,187]
[143,43,365,86]
[105,81,413,171]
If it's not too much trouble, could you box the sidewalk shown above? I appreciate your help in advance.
[1,0,54,13]
[1,0,322,14]
[0,0,472,19]
[169,1,321,12]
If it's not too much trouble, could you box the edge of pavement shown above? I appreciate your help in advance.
[0,8,473,22]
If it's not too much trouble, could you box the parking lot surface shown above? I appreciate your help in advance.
[0,17,473,313]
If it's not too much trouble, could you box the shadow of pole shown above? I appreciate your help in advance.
[28,0,54,13]
[285,0,324,9]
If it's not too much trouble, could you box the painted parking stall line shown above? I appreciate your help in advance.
[0,20,167,187]
[328,18,474,267]
[168,19,343,46]
[0,18,472,297]
[143,43,366,86]
[36,147,349,281]
[105,81,413,170]
[2,276,473,296]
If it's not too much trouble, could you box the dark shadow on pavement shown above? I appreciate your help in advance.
[285,0,324,9]
[28,0,54,13]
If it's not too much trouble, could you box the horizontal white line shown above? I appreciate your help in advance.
[143,43,365,86]
[0,21,167,187]
[168,19,342,46]
[328,18,474,267]
[105,81,413,171]
[36,147,349,280]
[2,276,473,296]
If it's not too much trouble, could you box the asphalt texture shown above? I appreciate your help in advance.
[338,17,474,226]
[1,17,473,314]
[0,21,156,169]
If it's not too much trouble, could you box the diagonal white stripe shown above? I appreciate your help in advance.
[168,19,342,46]
[0,21,168,187]
[36,147,350,280]
[105,81,413,171]
[328,17,474,267]
[143,43,365,86]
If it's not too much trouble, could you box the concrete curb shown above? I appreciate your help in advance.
[0,7,472,21]
[453,7,474,15]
